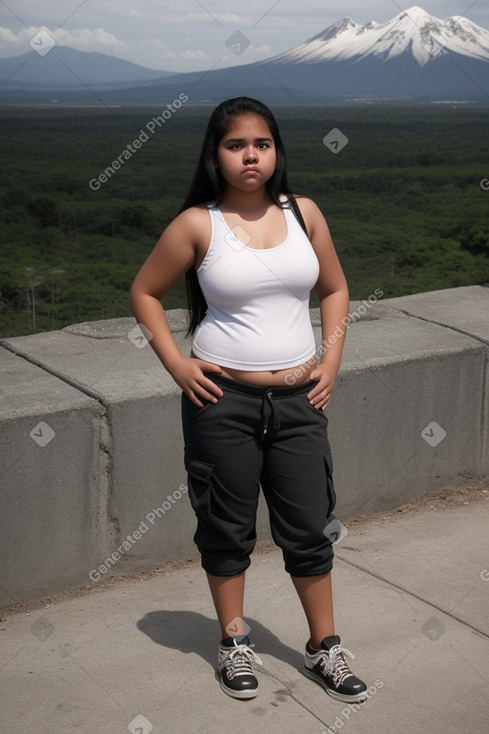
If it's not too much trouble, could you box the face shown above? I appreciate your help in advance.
[216,114,277,194]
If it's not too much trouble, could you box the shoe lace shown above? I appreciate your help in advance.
[319,644,355,686]
[222,642,262,680]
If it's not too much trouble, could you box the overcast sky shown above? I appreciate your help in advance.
[1,0,488,72]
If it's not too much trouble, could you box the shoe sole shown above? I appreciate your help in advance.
[219,679,259,699]
[303,666,368,703]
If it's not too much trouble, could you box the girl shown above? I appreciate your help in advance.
[130,97,367,702]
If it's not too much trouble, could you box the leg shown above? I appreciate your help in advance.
[261,389,336,580]
[206,570,246,639]
[261,389,367,701]
[291,572,335,649]
[181,388,263,578]
[208,567,262,701]
[181,385,264,699]
[291,550,367,704]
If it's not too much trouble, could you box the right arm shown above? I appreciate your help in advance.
[129,207,222,407]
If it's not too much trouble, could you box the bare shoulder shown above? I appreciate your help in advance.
[170,204,211,239]
[164,205,211,270]
[292,194,324,221]
[290,194,330,241]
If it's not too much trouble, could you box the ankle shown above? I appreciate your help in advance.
[309,633,335,650]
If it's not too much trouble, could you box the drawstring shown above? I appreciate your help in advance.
[260,390,281,441]
[273,400,281,431]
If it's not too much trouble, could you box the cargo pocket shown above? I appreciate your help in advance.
[324,449,336,516]
[184,453,215,522]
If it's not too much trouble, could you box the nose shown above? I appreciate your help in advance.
[243,146,257,164]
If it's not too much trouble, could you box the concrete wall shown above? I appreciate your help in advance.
[1,286,488,607]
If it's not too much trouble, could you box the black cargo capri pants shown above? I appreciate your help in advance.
[181,374,336,577]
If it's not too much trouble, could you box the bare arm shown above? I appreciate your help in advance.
[297,197,349,410]
[129,208,222,407]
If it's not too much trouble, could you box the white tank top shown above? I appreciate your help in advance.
[192,198,320,371]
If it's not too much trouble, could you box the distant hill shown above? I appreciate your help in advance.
[0,45,172,90]
[0,6,488,104]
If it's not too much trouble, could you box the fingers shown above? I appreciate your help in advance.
[197,362,223,399]
[307,367,334,411]
[198,360,222,374]
[184,359,223,406]
[307,382,331,410]
[197,377,223,402]
[309,389,332,411]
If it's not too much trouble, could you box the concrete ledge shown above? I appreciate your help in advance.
[1,286,488,606]
[0,348,105,607]
[383,285,489,344]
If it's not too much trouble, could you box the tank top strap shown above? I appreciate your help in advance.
[207,196,300,230]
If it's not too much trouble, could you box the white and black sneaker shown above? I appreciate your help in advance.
[303,635,368,702]
[218,635,262,699]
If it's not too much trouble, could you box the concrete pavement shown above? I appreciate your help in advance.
[1,484,488,734]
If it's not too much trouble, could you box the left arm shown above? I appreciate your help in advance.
[297,197,349,411]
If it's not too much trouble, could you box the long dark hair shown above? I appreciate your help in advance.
[177,97,307,334]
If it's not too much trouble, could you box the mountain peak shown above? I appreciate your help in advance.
[270,6,489,67]
[403,5,432,19]
[307,16,359,44]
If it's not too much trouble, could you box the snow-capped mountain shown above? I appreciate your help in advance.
[270,5,489,67]
[0,6,488,104]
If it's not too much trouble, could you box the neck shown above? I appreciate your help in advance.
[220,185,273,212]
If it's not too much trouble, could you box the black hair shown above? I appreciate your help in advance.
[177,96,307,334]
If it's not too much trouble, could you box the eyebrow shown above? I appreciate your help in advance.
[224,137,273,143]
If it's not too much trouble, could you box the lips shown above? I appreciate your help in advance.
[242,168,259,174]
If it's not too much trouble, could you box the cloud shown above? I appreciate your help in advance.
[54,27,126,51]
[0,25,126,55]
[0,26,18,44]
[159,47,211,60]
[253,44,273,56]
[180,48,211,59]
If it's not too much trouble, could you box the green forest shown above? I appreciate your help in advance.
[0,104,488,337]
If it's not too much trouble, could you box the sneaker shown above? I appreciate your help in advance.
[303,635,368,702]
[218,635,262,699]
